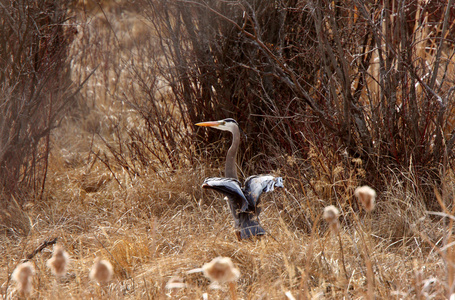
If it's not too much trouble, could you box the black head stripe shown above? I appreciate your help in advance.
[223,118,238,124]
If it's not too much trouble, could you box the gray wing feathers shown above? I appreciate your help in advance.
[243,175,284,207]
[202,177,249,212]
[202,175,283,239]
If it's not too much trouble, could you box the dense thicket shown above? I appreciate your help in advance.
[0,1,75,203]
[136,0,455,205]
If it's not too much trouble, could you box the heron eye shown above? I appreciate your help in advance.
[221,121,226,125]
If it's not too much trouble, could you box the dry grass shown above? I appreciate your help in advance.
[1,142,451,298]
[0,158,451,298]
[1,2,455,299]
[1,165,449,299]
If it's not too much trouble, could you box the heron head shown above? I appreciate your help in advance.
[195,118,239,133]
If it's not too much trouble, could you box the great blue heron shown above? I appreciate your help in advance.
[196,118,284,239]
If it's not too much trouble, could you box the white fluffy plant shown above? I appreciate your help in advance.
[46,245,70,277]
[189,256,241,300]
[89,258,114,285]
[11,261,35,297]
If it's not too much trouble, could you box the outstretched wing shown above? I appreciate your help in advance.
[243,175,284,208]
[202,177,249,212]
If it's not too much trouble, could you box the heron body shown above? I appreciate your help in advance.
[196,118,284,239]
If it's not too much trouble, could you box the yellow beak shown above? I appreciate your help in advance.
[195,121,221,127]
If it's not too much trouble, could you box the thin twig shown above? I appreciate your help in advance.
[337,231,349,280]
[25,237,58,261]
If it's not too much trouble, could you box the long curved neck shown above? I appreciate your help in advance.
[225,126,240,179]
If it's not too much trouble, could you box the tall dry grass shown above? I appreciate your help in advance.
[1,0,455,299]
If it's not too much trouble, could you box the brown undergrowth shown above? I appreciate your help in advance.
[1,159,450,298]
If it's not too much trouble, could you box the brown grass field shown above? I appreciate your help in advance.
[2,1,455,299]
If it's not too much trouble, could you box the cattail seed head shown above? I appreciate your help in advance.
[202,257,240,283]
[89,258,113,284]
[354,186,376,212]
[323,205,340,232]
[11,261,35,296]
[46,245,70,276]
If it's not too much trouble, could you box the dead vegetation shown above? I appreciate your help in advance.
[2,0,455,299]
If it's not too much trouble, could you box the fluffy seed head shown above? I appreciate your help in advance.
[202,257,240,283]
[11,261,35,296]
[89,258,113,284]
[46,245,70,276]
[354,185,377,212]
[323,205,340,224]
[323,205,340,232]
